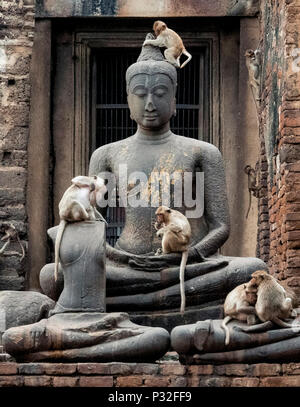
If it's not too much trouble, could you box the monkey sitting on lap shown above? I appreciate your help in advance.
[154,206,191,314]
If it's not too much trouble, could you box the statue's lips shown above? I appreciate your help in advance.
[143,115,158,120]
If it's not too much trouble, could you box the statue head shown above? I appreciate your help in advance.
[126,34,177,131]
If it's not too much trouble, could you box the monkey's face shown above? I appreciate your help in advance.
[153,20,167,36]
[155,206,171,225]
[127,73,176,131]
[245,49,255,59]
[250,270,268,286]
[156,214,164,226]
[245,290,257,305]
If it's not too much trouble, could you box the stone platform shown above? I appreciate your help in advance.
[1,360,300,387]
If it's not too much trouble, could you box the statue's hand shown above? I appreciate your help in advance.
[129,252,182,271]
[188,246,206,262]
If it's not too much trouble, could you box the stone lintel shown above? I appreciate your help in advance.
[35,0,259,19]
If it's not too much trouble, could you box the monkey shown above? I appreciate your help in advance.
[244,165,259,219]
[143,20,192,69]
[245,49,261,115]
[236,270,300,333]
[0,223,25,260]
[278,280,299,308]
[54,175,107,281]
[221,281,258,345]
[154,205,191,314]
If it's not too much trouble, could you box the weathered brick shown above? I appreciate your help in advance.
[231,377,260,387]
[52,376,79,387]
[42,363,77,375]
[187,365,213,375]
[79,376,113,387]
[160,363,186,376]
[287,231,300,240]
[133,364,159,375]
[0,105,29,127]
[109,363,135,375]
[2,126,29,150]
[77,363,111,375]
[198,377,232,387]
[286,212,300,221]
[116,375,143,387]
[18,363,44,375]
[0,167,26,188]
[0,376,23,387]
[283,363,300,374]
[187,375,201,387]
[143,376,170,387]
[251,364,281,376]
[260,376,300,387]
[0,363,18,374]
[24,376,51,387]
[169,376,188,387]
[214,364,249,376]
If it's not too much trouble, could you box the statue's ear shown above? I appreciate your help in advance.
[72,176,91,187]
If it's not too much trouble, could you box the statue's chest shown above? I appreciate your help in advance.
[113,143,194,176]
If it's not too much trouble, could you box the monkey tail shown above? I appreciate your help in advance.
[54,220,67,282]
[272,316,298,329]
[221,316,232,346]
[246,190,251,219]
[180,250,188,314]
[180,50,192,69]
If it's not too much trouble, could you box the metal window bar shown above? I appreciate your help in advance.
[92,47,209,246]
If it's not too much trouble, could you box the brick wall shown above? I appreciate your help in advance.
[1,361,300,387]
[0,0,35,289]
[257,0,300,296]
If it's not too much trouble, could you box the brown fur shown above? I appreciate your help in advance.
[143,20,192,69]
[155,205,191,313]
[238,270,298,333]
[54,175,107,281]
[222,282,258,345]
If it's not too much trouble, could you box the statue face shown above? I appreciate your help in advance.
[127,73,176,131]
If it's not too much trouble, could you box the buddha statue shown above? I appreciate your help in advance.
[38,36,266,322]
[60,36,265,316]
[86,38,266,313]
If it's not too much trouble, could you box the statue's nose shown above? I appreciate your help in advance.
[145,93,156,111]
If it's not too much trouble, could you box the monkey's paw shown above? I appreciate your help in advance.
[156,229,164,238]
[155,248,162,256]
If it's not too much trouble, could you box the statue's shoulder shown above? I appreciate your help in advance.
[91,136,135,158]
[173,134,222,156]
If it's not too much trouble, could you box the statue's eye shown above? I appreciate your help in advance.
[154,89,166,97]
[133,87,147,97]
